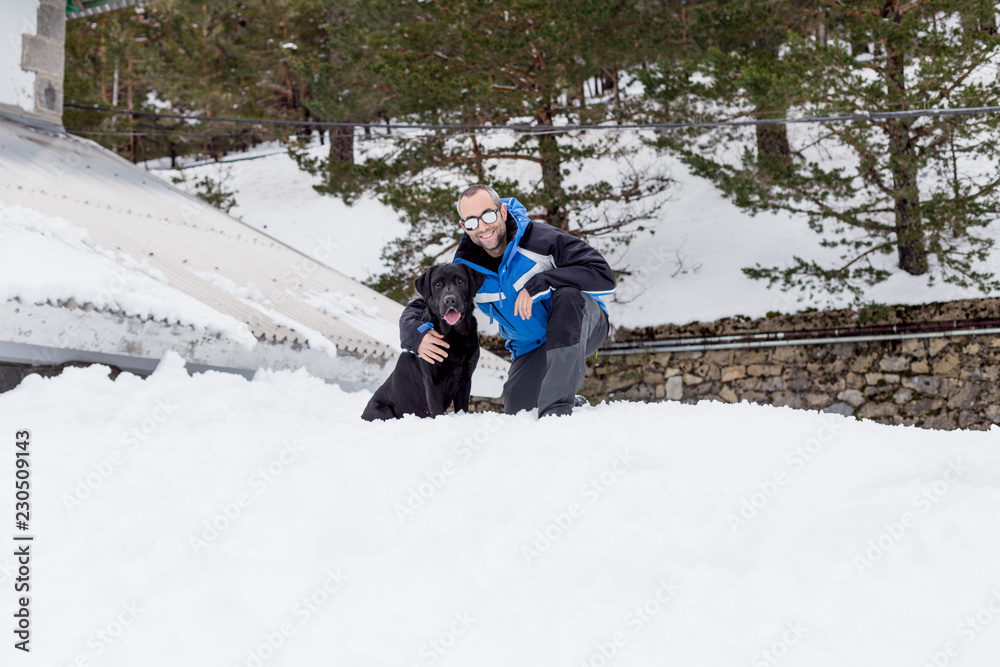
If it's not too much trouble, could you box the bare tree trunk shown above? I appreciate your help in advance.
[329,126,354,164]
[536,102,567,230]
[755,117,791,171]
[127,57,135,163]
[884,3,927,275]
[752,31,791,172]
[470,135,486,181]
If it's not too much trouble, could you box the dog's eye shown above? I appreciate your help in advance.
[456,277,464,285]
[434,280,443,288]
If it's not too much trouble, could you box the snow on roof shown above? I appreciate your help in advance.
[0,117,508,395]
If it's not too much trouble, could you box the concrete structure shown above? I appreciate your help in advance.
[0,0,65,130]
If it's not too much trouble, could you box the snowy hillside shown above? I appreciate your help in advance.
[148,136,1000,330]
[1,357,999,666]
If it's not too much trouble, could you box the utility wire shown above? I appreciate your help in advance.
[64,102,1000,134]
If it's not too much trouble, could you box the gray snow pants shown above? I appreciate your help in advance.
[503,288,609,417]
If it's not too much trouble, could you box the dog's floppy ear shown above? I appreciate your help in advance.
[414,266,435,300]
[462,263,486,294]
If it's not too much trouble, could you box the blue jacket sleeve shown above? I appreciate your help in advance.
[400,298,428,352]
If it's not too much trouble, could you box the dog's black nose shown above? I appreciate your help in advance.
[443,294,458,309]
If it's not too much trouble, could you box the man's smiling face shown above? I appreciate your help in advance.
[459,189,507,258]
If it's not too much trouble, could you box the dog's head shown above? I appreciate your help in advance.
[414,263,486,330]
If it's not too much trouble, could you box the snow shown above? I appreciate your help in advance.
[0,201,253,347]
[148,134,1000,332]
[154,147,408,285]
[1,356,999,665]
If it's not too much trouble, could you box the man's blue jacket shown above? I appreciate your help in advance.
[401,197,616,359]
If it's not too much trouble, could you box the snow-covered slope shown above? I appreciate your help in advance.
[1,356,998,666]
[150,136,1000,330]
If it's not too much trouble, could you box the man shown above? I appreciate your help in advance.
[400,184,615,417]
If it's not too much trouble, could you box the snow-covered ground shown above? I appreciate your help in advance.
[1,106,997,666]
[148,135,1000,330]
[1,356,999,666]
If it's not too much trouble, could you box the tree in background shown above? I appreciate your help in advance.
[64,0,326,163]
[291,0,673,301]
[643,0,1000,303]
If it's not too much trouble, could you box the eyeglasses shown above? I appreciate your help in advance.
[460,206,501,231]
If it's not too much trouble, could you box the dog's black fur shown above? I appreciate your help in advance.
[362,263,485,421]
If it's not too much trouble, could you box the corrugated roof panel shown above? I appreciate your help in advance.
[0,117,510,390]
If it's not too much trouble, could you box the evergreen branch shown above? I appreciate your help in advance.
[425,240,459,264]
[898,0,935,15]
[835,241,894,275]
[828,126,893,196]
[394,49,455,64]
[914,128,953,157]
[924,49,997,112]
[967,173,1000,200]
[452,153,545,165]
[777,184,894,234]
[494,64,536,91]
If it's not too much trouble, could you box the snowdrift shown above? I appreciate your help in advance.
[1,355,998,667]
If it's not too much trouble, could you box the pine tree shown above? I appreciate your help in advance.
[64,0,327,163]
[643,0,1000,303]
[291,0,672,301]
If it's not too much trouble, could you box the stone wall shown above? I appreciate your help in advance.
[582,335,998,430]
[475,298,1000,431]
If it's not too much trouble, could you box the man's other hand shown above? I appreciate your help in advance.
[514,289,534,320]
[417,329,450,363]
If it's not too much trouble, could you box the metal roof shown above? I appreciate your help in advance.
[0,116,509,394]
[66,1,143,19]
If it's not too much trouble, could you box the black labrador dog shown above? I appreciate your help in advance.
[362,263,485,421]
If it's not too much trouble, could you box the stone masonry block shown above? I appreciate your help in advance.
[879,355,910,372]
[928,338,950,357]
[665,375,683,401]
[720,365,746,382]
[34,74,62,114]
[22,35,64,77]
[37,2,66,42]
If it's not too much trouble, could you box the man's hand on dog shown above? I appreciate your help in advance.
[514,289,533,320]
[418,329,450,364]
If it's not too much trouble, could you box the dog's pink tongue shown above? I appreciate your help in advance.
[443,309,461,326]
